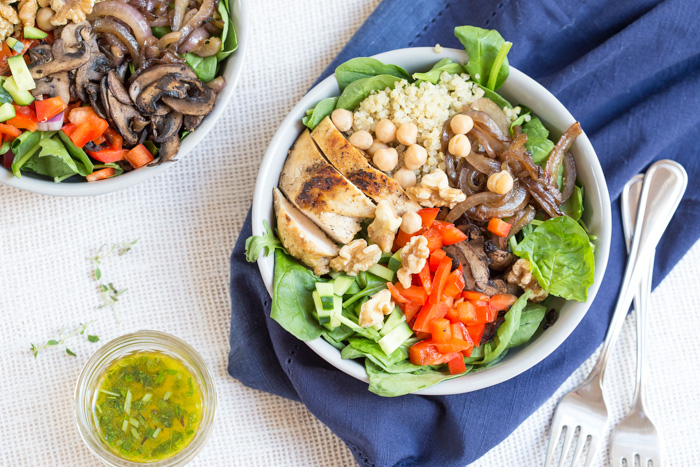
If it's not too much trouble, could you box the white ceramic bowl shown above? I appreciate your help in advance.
[0,0,248,196]
[253,47,611,395]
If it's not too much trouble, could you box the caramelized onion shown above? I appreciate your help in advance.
[207,76,226,93]
[193,37,221,57]
[171,0,189,31]
[175,0,216,50]
[158,31,182,49]
[459,165,487,195]
[521,177,563,218]
[472,97,510,136]
[466,151,500,174]
[93,18,140,66]
[545,122,582,186]
[90,1,153,46]
[446,192,504,223]
[507,205,536,239]
[469,186,529,221]
[560,152,577,203]
[461,108,510,142]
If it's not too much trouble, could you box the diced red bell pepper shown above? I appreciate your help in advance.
[474,301,497,323]
[402,302,422,322]
[0,123,21,139]
[489,294,518,312]
[409,340,458,366]
[34,96,67,122]
[86,167,115,182]
[417,208,440,228]
[422,227,444,253]
[429,318,452,343]
[92,135,106,145]
[451,322,475,357]
[68,106,98,125]
[429,249,447,272]
[418,261,432,295]
[413,302,447,333]
[125,143,154,169]
[61,123,77,137]
[447,354,467,375]
[103,127,123,150]
[393,227,418,250]
[401,285,427,305]
[387,282,408,304]
[433,220,469,245]
[462,291,490,302]
[487,218,512,237]
[70,116,109,148]
[434,338,472,354]
[429,256,452,304]
[442,266,466,299]
[455,301,477,323]
[7,105,38,132]
[86,148,128,163]
[465,323,486,347]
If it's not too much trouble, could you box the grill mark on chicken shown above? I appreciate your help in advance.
[296,165,348,210]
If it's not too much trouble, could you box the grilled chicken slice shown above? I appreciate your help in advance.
[279,130,375,244]
[311,117,421,216]
[273,188,339,276]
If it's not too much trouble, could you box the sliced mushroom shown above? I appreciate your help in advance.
[445,241,490,290]
[478,279,508,296]
[132,115,150,133]
[161,87,217,116]
[75,52,109,103]
[484,242,516,272]
[29,39,91,79]
[31,71,71,105]
[149,135,180,166]
[151,112,182,143]
[86,82,108,119]
[107,69,132,105]
[128,64,197,102]
[135,75,189,114]
[60,21,91,51]
[183,115,203,131]
[104,80,140,147]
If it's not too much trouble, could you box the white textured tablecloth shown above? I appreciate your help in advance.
[1,1,698,466]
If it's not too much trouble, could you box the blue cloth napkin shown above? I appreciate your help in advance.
[228,1,700,465]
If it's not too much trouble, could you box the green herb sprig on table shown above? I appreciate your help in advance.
[87,240,138,319]
[30,322,98,358]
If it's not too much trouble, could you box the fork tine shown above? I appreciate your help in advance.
[609,454,623,467]
[649,454,662,467]
[544,423,564,467]
[570,430,587,466]
[557,426,577,467]
[583,436,601,467]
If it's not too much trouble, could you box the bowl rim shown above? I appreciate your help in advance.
[0,0,248,197]
[253,46,612,395]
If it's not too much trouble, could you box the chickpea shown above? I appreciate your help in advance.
[36,7,55,32]
[375,119,396,143]
[373,147,398,172]
[403,144,427,170]
[393,168,416,189]
[450,114,474,135]
[396,122,418,145]
[400,211,422,234]
[367,141,388,156]
[448,134,471,158]
[487,170,514,195]
[349,130,373,150]
[331,108,353,132]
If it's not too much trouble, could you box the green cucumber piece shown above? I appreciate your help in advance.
[379,252,393,264]
[367,264,395,282]
[6,37,22,53]
[312,291,331,326]
[23,26,48,40]
[332,275,355,296]
[378,321,414,356]
[328,271,341,279]
[387,249,402,272]
[379,308,405,336]
[0,102,16,122]
[3,76,34,105]
[315,282,335,310]
[7,56,35,92]
[328,296,342,329]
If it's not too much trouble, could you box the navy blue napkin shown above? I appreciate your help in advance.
[228,1,700,465]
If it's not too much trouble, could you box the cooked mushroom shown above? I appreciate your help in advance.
[132,115,150,133]
[103,77,140,147]
[444,240,491,290]
[128,64,197,102]
[149,135,180,166]
[485,241,516,271]
[135,75,189,114]
[151,112,182,143]
[31,71,71,105]
[29,38,91,79]
[183,115,203,131]
[74,38,109,103]
[85,82,108,119]
[161,87,217,116]
[106,69,132,105]
[60,21,91,51]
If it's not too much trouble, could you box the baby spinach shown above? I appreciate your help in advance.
[151,26,171,39]
[335,74,403,111]
[365,360,467,397]
[507,301,547,348]
[342,337,408,368]
[216,0,238,61]
[185,54,217,82]
[521,116,555,165]
[478,84,512,110]
[473,291,531,365]
[514,216,595,302]
[455,26,510,91]
[412,58,464,84]
[561,185,584,221]
[10,130,41,177]
[23,135,81,181]
[245,220,286,262]
[302,97,338,130]
[335,57,409,91]
[270,250,324,341]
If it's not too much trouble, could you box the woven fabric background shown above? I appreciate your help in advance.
[1,1,698,465]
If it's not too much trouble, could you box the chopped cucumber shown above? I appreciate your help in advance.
[371,321,384,332]
[2,76,34,105]
[367,263,395,282]
[5,37,22,54]
[0,102,16,122]
[7,56,35,92]
[315,282,335,310]
[387,249,403,272]
[332,275,355,296]
[328,271,341,279]
[328,296,342,329]
[379,252,393,264]
[378,321,414,356]
[379,308,405,336]
[23,26,48,40]
[312,291,331,326]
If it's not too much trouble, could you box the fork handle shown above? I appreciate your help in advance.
[631,253,653,407]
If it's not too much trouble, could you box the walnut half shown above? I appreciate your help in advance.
[359,289,394,328]
[330,239,381,276]
[506,258,548,302]
[396,235,429,288]
[367,201,402,254]
[0,3,19,42]
[407,169,466,208]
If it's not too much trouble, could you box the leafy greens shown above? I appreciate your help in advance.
[455,25,511,90]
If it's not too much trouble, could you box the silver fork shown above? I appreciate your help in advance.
[609,166,687,467]
[544,160,687,467]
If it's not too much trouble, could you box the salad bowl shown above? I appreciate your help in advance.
[0,0,248,197]
[253,46,611,395]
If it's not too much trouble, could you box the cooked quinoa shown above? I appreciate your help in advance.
[350,71,521,178]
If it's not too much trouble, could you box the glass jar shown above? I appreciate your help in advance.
[75,331,217,466]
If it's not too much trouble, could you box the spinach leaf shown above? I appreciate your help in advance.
[216,0,238,61]
[455,26,511,90]
[412,58,464,84]
[514,216,595,302]
[58,130,93,175]
[185,54,217,82]
[321,324,354,349]
[341,337,408,368]
[521,116,555,165]
[93,163,124,178]
[335,57,409,91]
[507,302,547,348]
[151,26,171,39]
[335,74,402,111]
[561,185,584,221]
[245,220,286,262]
[11,131,42,177]
[270,250,324,341]
[365,360,467,397]
[473,291,531,365]
[302,97,338,130]
[478,84,512,110]
[22,134,81,181]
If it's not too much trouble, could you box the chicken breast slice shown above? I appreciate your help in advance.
[279,130,375,244]
[311,116,421,216]
[273,188,339,276]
